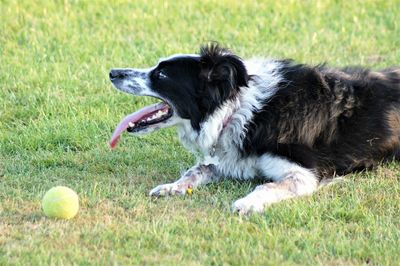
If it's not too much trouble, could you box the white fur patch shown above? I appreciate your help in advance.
[113,67,158,98]
[257,153,314,181]
[197,99,240,152]
[228,59,283,148]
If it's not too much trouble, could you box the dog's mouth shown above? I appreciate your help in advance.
[127,103,172,133]
[109,101,173,149]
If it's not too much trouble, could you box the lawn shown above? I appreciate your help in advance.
[1,0,399,264]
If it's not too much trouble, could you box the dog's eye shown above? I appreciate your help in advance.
[157,70,167,79]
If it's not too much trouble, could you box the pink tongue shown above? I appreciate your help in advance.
[109,102,167,149]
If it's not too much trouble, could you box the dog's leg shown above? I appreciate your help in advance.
[149,164,218,196]
[232,156,318,215]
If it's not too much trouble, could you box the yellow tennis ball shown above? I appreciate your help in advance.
[42,186,79,219]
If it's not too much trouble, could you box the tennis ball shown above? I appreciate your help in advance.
[42,186,79,219]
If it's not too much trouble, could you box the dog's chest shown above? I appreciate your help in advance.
[212,133,259,180]
[178,124,257,179]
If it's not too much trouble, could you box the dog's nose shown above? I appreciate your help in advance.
[109,69,127,80]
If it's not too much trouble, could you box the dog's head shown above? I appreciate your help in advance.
[109,44,249,148]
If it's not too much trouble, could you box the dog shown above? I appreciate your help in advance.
[109,44,400,215]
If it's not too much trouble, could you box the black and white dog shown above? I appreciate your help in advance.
[109,44,400,215]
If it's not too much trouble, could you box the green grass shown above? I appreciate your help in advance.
[1,0,399,264]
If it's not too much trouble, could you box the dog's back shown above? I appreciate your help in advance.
[242,62,400,176]
[331,67,400,172]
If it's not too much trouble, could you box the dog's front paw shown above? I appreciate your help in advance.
[149,183,188,197]
[232,188,267,215]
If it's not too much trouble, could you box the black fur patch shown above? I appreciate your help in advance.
[149,44,248,130]
[242,61,400,176]
[197,43,249,120]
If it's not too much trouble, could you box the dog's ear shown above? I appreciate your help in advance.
[199,43,249,101]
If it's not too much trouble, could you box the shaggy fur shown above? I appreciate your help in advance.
[109,44,400,214]
[242,61,400,177]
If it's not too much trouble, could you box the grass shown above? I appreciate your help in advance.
[1,0,399,264]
